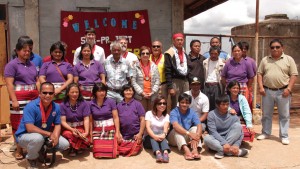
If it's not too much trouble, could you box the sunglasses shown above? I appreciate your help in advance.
[42,92,54,95]
[141,52,150,55]
[157,102,167,106]
[270,46,281,50]
[152,45,161,48]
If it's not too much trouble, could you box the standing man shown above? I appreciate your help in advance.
[257,39,298,145]
[15,82,69,168]
[165,33,189,109]
[185,77,209,132]
[203,37,230,62]
[203,46,225,111]
[187,40,205,87]
[150,40,168,99]
[73,27,105,65]
[104,41,133,103]
[118,37,139,66]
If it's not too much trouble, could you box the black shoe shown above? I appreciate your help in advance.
[238,148,249,157]
[27,159,38,169]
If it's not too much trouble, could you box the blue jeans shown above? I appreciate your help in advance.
[18,133,69,160]
[203,123,243,154]
[262,88,291,138]
[143,135,170,155]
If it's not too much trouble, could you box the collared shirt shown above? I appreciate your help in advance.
[15,98,61,142]
[145,111,169,134]
[104,56,132,90]
[244,56,257,75]
[60,100,90,122]
[39,61,73,82]
[90,98,117,121]
[73,60,105,85]
[150,54,166,83]
[4,58,37,85]
[203,50,230,61]
[169,107,200,131]
[258,53,298,88]
[187,53,205,84]
[73,45,106,65]
[117,98,145,140]
[221,58,255,84]
[30,53,43,72]
[184,90,209,118]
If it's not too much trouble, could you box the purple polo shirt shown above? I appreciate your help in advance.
[39,61,73,82]
[4,58,37,85]
[117,98,145,140]
[90,98,117,121]
[244,56,257,75]
[73,60,105,85]
[221,58,255,84]
[60,100,90,122]
[230,99,241,116]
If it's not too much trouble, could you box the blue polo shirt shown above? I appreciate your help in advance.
[15,98,61,142]
[30,53,43,72]
[170,107,200,130]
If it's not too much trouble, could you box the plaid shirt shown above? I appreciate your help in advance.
[104,56,132,90]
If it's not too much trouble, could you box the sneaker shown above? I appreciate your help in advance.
[281,138,290,145]
[162,153,169,163]
[27,159,38,169]
[9,143,17,152]
[238,148,249,157]
[155,152,163,162]
[257,134,269,140]
[214,152,224,159]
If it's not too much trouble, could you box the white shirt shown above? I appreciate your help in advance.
[145,111,169,134]
[206,60,218,83]
[107,51,138,68]
[184,90,209,118]
[73,45,105,65]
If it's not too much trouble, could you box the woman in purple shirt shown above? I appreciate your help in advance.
[39,42,74,103]
[221,43,255,104]
[90,82,120,158]
[4,37,39,160]
[117,84,145,156]
[60,83,91,157]
[74,43,106,100]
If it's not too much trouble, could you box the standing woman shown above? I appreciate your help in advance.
[39,42,74,103]
[117,84,145,157]
[132,46,160,111]
[74,43,106,100]
[4,37,39,160]
[60,83,91,157]
[143,96,170,163]
[221,43,255,104]
[90,83,121,158]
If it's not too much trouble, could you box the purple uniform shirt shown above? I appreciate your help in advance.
[221,58,255,84]
[244,56,257,75]
[230,99,241,116]
[39,61,73,82]
[90,98,117,121]
[4,58,37,85]
[117,98,145,140]
[73,60,105,85]
[60,100,90,122]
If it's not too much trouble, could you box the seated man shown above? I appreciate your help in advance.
[167,93,202,160]
[15,82,69,168]
[203,95,248,159]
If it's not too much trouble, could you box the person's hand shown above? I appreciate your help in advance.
[169,89,176,96]
[247,127,254,133]
[50,133,59,147]
[12,100,20,111]
[134,133,143,144]
[72,129,79,137]
[230,146,239,156]
[54,88,62,95]
[117,133,123,144]
[157,134,165,140]
[223,144,231,154]
[188,132,200,141]
[259,87,266,96]
[282,88,290,98]
[229,109,237,115]
[190,140,199,150]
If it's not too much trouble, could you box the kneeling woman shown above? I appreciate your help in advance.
[90,83,120,158]
[60,83,91,157]
[117,84,145,156]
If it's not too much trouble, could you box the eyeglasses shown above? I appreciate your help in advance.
[157,102,167,106]
[42,92,54,95]
[270,46,281,50]
[152,45,161,48]
[141,52,150,55]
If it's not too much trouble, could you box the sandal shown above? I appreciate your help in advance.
[15,152,24,160]
[155,152,163,162]
[184,153,194,160]
[192,153,201,160]
[162,153,169,163]
[69,148,77,157]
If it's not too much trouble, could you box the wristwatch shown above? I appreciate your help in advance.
[185,131,190,136]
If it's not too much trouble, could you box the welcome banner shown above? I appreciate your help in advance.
[61,10,151,63]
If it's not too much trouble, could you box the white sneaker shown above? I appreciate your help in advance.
[281,138,290,145]
[214,152,224,159]
[257,134,269,140]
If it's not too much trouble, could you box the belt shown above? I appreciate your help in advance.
[205,82,219,86]
[108,87,122,93]
[263,85,288,91]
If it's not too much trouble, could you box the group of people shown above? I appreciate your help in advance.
[4,29,298,168]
